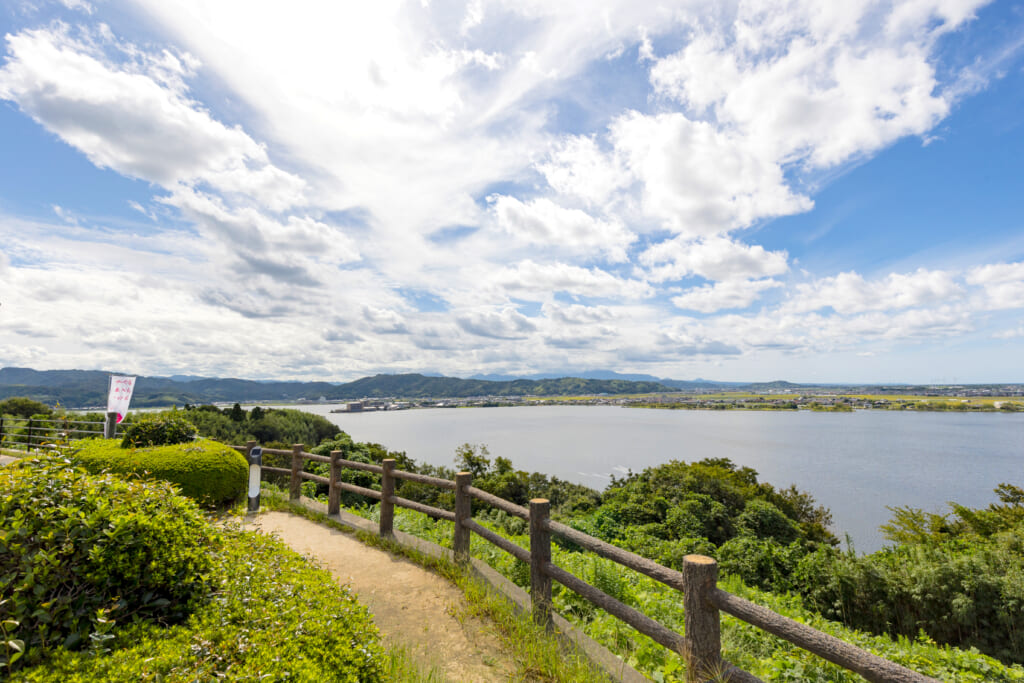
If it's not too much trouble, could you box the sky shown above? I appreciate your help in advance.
[1,1,1023,384]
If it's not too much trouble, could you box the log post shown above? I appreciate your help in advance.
[530,498,553,629]
[289,444,304,501]
[683,555,722,682]
[379,458,396,536]
[453,471,472,565]
[328,450,342,516]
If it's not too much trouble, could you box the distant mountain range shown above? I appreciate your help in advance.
[1,367,688,408]
[2,367,1014,409]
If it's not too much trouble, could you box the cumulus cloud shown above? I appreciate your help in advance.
[490,195,635,262]
[641,236,789,283]
[788,269,964,314]
[672,279,782,313]
[965,261,1024,310]
[647,1,972,169]
[610,112,813,236]
[0,1,1014,381]
[457,308,537,339]
[495,260,653,300]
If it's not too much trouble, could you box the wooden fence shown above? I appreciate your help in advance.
[234,441,936,683]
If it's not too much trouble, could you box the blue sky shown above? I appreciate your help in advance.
[1,0,1023,383]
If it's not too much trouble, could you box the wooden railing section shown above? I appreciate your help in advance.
[235,441,936,683]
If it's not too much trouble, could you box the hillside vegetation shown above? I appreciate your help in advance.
[1,456,384,680]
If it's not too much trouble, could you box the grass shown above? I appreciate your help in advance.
[257,490,610,683]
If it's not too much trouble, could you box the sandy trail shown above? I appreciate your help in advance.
[246,511,519,682]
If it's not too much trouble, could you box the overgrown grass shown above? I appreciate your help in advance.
[289,489,1024,683]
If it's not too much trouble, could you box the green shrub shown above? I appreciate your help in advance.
[0,456,219,670]
[74,438,246,506]
[120,414,196,448]
[14,529,384,682]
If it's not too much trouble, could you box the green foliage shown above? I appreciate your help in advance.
[74,438,247,506]
[12,526,384,682]
[170,404,340,450]
[119,413,196,447]
[0,456,218,671]
[0,398,52,418]
[797,483,1024,665]
[342,501,1024,682]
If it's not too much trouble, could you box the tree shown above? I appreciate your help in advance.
[454,443,491,478]
[0,397,52,418]
[228,403,245,422]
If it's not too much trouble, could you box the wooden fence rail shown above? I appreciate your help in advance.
[233,441,937,683]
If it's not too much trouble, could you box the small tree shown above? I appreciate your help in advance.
[454,442,491,477]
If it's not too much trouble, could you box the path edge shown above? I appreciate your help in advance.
[289,495,649,683]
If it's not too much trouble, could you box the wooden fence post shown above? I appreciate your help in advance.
[380,458,396,536]
[328,450,341,515]
[530,498,553,629]
[289,444,304,501]
[683,555,722,682]
[453,471,472,565]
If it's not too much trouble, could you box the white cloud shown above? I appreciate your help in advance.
[647,0,978,169]
[993,324,1024,340]
[489,195,635,262]
[672,279,782,313]
[0,1,1014,381]
[58,0,93,14]
[610,112,813,236]
[965,262,1024,310]
[457,307,537,339]
[641,236,789,283]
[788,269,963,314]
[542,302,614,325]
[0,25,305,212]
[536,135,628,207]
[494,260,653,300]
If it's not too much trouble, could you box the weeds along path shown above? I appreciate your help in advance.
[246,511,518,683]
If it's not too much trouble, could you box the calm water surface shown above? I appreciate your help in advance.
[297,405,1024,553]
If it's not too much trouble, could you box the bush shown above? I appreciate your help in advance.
[0,456,218,670]
[74,438,247,506]
[14,529,384,682]
[120,414,196,448]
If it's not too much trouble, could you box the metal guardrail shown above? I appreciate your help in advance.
[0,413,132,452]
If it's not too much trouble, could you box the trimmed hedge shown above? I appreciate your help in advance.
[73,438,247,506]
[0,456,218,670]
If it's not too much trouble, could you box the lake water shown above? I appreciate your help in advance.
[295,405,1024,553]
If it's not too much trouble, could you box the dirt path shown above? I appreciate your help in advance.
[246,511,519,682]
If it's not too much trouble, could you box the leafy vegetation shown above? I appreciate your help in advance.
[0,456,218,670]
[2,454,385,681]
[271,427,1024,681]
[0,398,52,419]
[119,414,196,447]
[72,438,247,506]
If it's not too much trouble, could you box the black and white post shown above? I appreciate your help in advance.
[245,443,262,513]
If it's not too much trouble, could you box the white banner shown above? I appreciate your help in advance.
[107,375,136,423]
